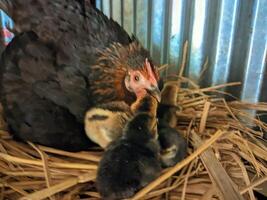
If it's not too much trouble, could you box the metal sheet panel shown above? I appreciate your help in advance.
[240,0,267,103]
[210,0,239,86]
[123,0,135,35]
[96,0,267,104]
[167,0,185,74]
[112,0,122,25]
[136,0,150,48]
[187,0,211,83]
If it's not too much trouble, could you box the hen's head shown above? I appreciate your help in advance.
[94,41,161,104]
[124,58,160,102]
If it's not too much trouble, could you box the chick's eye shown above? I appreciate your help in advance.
[134,75,140,82]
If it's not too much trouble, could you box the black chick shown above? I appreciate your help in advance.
[157,122,187,168]
[157,83,187,168]
[97,95,161,200]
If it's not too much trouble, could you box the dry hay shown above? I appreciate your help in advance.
[0,42,267,200]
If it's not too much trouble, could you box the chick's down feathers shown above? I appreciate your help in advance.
[84,101,132,148]
[97,94,161,200]
[157,83,187,167]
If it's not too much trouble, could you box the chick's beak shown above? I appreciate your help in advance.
[147,85,161,102]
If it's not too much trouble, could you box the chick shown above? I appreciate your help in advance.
[158,123,187,167]
[84,101,132,148]
[97,94,161,200]
[84,86,161,149]
[157,83,187,168]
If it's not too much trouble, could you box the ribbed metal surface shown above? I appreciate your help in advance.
[96,0,267,104]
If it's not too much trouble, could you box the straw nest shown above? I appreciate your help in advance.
[1,44,267,200]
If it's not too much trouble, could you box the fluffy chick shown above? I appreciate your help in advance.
[97,95,161,200]
[158,123,187,167]
[84,101,132,148]
[157,83,187,168]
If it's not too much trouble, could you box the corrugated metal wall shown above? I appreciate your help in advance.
[96,0,267,104]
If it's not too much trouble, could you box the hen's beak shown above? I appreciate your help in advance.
[147,85,161,102]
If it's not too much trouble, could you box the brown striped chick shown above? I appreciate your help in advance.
[157,83,187,167]
[84,102,133,148]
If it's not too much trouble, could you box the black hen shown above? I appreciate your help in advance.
[0,0,161,151]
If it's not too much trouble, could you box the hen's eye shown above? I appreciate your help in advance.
[134,75,140,82]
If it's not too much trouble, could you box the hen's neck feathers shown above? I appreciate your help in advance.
[89,41,154,105]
